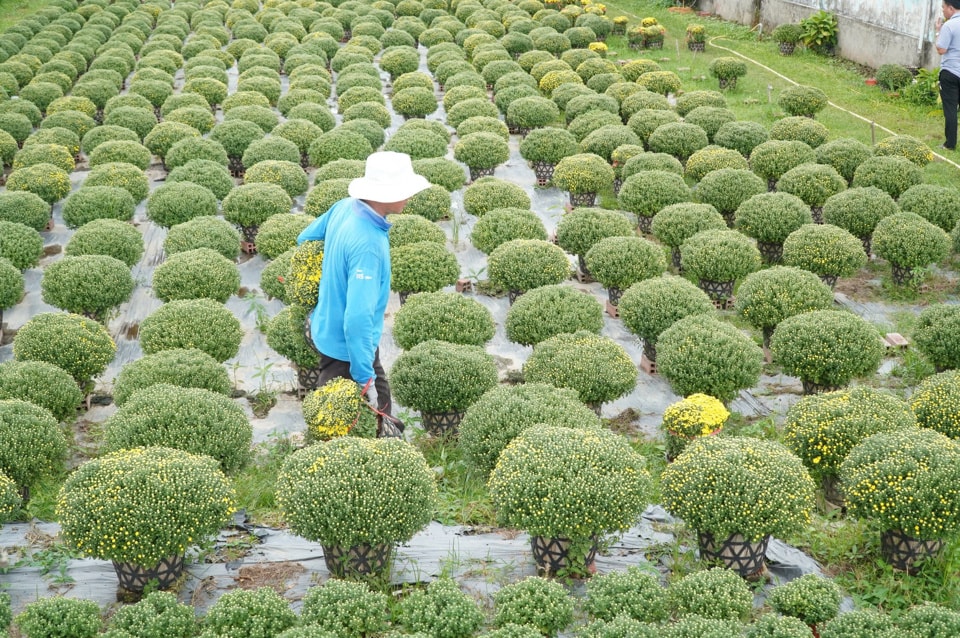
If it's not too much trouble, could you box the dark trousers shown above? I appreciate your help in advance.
[941,69,960,149]
[317,350,393,416]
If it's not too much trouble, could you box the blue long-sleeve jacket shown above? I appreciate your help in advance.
[296,198,391,385]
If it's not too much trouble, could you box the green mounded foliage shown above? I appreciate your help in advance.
[675,90,726,117]
[771,310,884,388]
[770,116,829,148]
[873,212,951,271]
[778,84,828,118]
[579,125,641,163]
[163,217,240,262]
[41,254,135,321]
[298,580,388,638]
[391,340,498,414]
[266,305,319,371]
[657,315,764,402]
[223,183,293,230]
[683,106,736,143]
[0,221,42,270]
[15,598,102,638]
[579,617,660,638]
[584,567,668,623]
[388,214,446,249]
[65,219,144,267]
[621,152,684,179]
[244,160,310,198]
[782,224,867,280]
[0,113,35,145]
[662,436,814,544]
[315,159,365,182]
[680,230,760,286]
[489,428,650,576]
[667,568,752,622]
[413,157,468,192]
[243,136,301,167]
[896,604,960,638]
[404,185,451,223]
[81,124,141,155]
[260,249,293,304]
[783,387,915,481]
[152,248,241,304]
[165,106,216,136]
[586,236,667,291]
[139,298,243,363]
[210,119,266,161]
[460,383,600,477]
[874,134,934,167]
[390,241,460,295]
[166,159,235,201]
[0,191,50,232]
[490,578,574,637]
[463,178,530,217]
[0,130,20,168]
[564,93,618,124]
[13,143,75,173]
[84,162,150,203]
[505,283,604,346]
[112,348,231,408]
[776,163,847,209]
[683,146,748,182]
[162,93,212,119]
[523,330,636,405]
[144,121,202,162]
[709,56,748,85]
[488,238,570,293]
[304,179,351,218]
[749,140,817,185]
[734,267,835,332]
[568,109,622,143]
[146,182,219,229]
[875,63,914,91]
[199,588,296,637]
[456,116,508,141]
[652,203,727,249]
[897,183,960,232]
[506,95,561,129]
[0,360,82,423]
[618,275,715,347]
[105,591,198,638]
[393,292,495,350]
[165,137,229,171]
[13,312,116,385]
[821,186,898,239]
[556,207,633,257]
[63,187,137,230]
[840,428,960,543]
[647,122,709,161]
[618,170,692,219]
[816,137,873,184]
[446,96,499,129]
[454,131,509,170]
[384,127,445,161]
[769,576,842,629]
[102,106,159,141]
[308,129,374,167]
[518,127,579,165]
[255,214,313,260]
[87,140,151,171]
[734,191,813,244]
[0,255,23,313]
[471,207,547,255]
[914,305,960,371]
[0,398,66,492]
[103,384,251,474]
[6,163,72,205]
[712,120,770,158]
[392,87,439,118]
[638,70,681,96]
[912,370,960,437]
[398,578,484,638]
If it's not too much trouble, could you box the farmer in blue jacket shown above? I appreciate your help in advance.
[297,151,430,422]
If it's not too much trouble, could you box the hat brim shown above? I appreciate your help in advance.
[348,174,432,203]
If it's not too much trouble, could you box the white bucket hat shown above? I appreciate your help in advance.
[348,151,431,203]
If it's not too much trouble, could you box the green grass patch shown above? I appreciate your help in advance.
[0,0,48,31]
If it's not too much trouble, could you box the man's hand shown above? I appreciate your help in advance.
[360,378,378,410]
[937,16,945,30]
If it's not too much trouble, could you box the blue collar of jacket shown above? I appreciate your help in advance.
[353,198,391,231]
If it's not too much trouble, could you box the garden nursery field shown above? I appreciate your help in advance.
[2,0,960,635]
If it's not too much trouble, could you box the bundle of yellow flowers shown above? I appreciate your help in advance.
[285,240,323,309]
[302,377,377,441]
[588,42,608,57]
[661,393,728,460]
